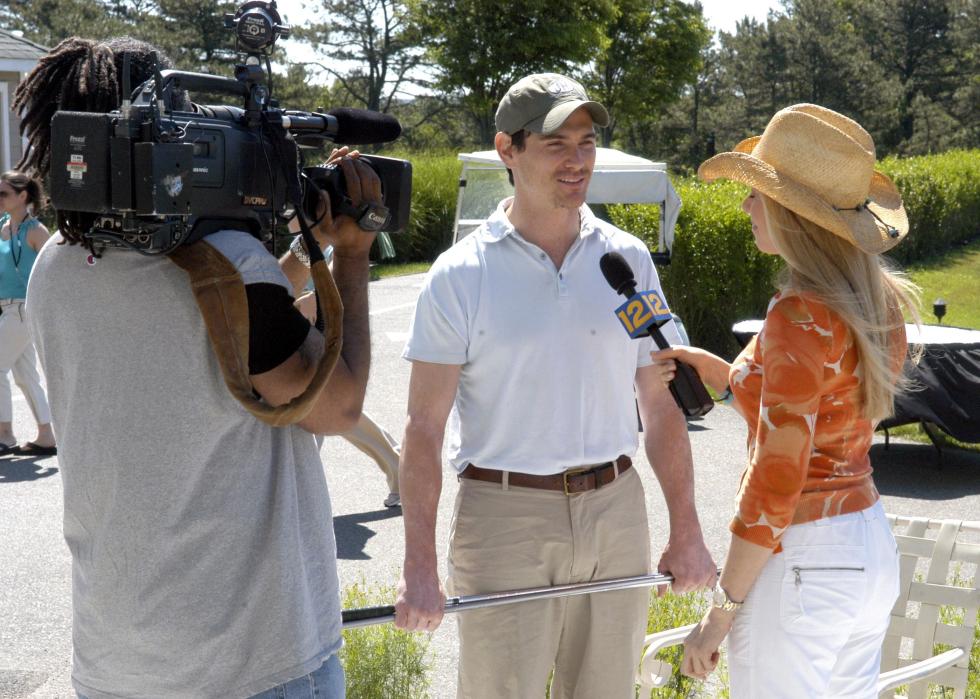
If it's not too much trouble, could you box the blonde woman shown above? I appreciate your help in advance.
[654,104,919,697]
[0,170,55,456]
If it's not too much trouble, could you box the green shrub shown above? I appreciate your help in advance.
[879,150,980,265]
[340,581,432,698]
[608,150,980,358]
[610,180,782,358]
[391,150,460,263]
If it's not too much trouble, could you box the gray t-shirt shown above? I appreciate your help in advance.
[26,230,341,699]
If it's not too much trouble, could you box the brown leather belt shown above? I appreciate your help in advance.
[459,455,632,495]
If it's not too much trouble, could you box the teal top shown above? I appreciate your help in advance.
[0,213,41,299]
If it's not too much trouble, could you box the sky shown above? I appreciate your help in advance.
[696,0,783,33]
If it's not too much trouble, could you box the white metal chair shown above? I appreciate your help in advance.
[636,514,980,697]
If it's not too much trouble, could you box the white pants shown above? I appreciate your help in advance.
[343,412,400,492]
[0,299,51,426]
[727,500,899,698]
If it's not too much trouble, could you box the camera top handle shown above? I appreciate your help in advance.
[130,70,248,107]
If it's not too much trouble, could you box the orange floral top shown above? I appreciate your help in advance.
[728,292,906,550]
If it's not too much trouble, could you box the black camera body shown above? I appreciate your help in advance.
[48,0,410,255]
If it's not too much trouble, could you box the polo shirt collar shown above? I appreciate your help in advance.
[477,197,604,243]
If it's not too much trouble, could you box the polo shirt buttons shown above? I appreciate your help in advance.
[557,272,568,297]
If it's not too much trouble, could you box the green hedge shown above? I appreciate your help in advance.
[389,150,460,263]
[607,150,980,358]
[879,150,980,264]
[609,181,782,358]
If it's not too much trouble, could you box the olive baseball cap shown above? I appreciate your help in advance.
[495,73,609,135]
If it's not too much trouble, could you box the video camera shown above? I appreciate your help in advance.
[48,0,412,255]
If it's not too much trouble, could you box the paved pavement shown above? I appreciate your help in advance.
[2,272,979,698]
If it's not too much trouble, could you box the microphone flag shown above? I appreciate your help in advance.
[614,290,673,339]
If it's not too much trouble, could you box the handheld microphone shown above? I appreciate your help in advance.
[599,252,714,418]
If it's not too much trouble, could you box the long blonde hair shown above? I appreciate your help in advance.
[761,195,920,421]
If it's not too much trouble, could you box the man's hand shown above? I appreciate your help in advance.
[395,569,446,632]
[308,152,382,259]
[657,532,717,595]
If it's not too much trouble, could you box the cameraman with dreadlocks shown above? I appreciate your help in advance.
[15,36,379,699]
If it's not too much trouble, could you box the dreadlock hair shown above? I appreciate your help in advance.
[12,37,185,251]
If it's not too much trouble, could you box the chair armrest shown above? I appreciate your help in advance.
[876,648,966,693]
[636,623,697,689]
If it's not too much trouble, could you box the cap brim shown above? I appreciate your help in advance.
[527,99,609,134]
[698,152,908,254]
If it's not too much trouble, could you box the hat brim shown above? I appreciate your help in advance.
[525,99,609,134]
[698,151,908,254]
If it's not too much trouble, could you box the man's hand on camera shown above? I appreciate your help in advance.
[310,154,380,259]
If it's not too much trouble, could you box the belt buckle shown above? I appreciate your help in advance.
[562,467,590,495]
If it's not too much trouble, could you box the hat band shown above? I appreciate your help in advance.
[833,199,900,239]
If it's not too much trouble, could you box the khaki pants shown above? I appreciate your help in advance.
[448,466,650,699]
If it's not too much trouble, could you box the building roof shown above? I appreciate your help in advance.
[0,29,48,60]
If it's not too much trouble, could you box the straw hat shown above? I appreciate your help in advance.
[698,104,908,254]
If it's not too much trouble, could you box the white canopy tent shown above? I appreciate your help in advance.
[453,147,681,261]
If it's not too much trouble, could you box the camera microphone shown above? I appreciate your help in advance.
[327,108,402,144]
[599,252,714,418]
[282,108,401,145]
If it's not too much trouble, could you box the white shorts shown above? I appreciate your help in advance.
[727,500,899,698]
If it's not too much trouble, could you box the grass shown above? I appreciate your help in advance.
[340,581,433,698]
[894,565,979,698]
[373,261,431,279]
[904,237,980,329]
[934,568,980,699]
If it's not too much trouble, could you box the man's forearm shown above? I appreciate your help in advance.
[331,252,372,390]
[400,429,444,577]
[646,406,703,540]
[280,247,312,298]
[294,249,372,434]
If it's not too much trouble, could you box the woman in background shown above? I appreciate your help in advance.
[654,104,919,698]
[0,170,56,455]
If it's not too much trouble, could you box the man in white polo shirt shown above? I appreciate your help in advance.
[395,73,716,698]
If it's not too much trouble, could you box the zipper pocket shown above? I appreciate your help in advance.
[792,565,865,586]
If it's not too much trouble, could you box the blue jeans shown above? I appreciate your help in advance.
[248,655,345,699]
[77,654,345,699]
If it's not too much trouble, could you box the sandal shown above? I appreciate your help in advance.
[15,441,57,456]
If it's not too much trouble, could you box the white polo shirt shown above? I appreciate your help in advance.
[403,198,681,475]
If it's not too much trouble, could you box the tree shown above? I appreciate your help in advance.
[582,0,710,147]
[293,0,425,113]
[272,63,333,113]
[0,0,239,74]
[946,0,980,148]
[846,0,957,151]
[0,0,126,46]
[153,0,238,73]
[409,0,616,144]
